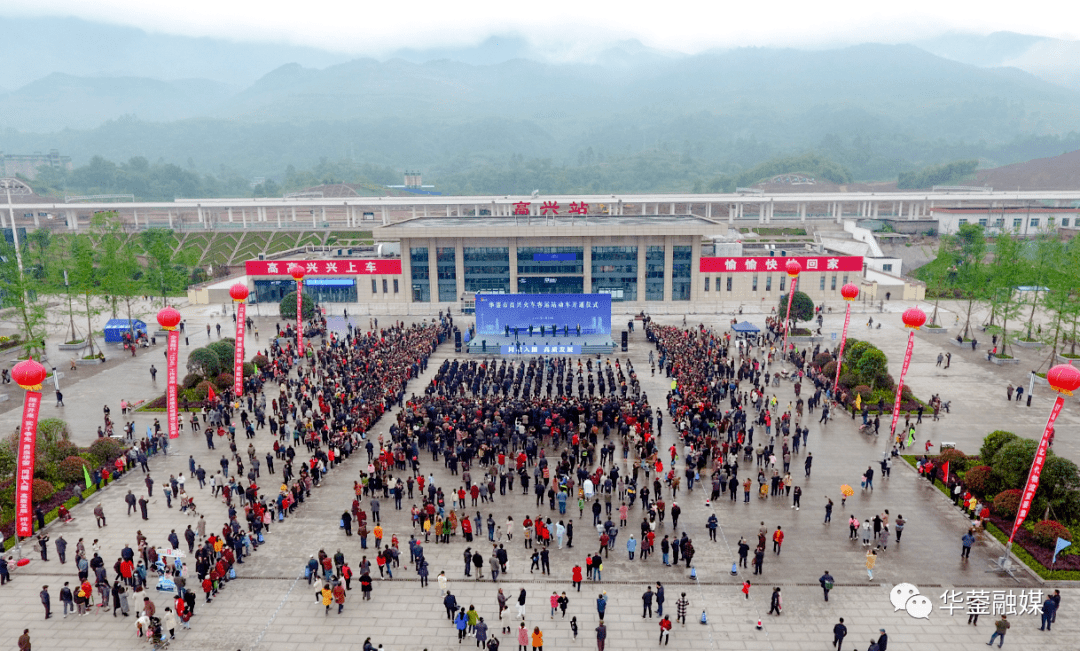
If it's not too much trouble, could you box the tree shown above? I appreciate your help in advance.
[923,238,955,327]
[26,228,51,280]
[0,240,48,357]
[1022,236,1063,341]
[279,290,316,319]
[953,224,989,339]
[68,235,102,357]
[777,290,814,324]
[984,233,1026,357]
[141,229,194,306]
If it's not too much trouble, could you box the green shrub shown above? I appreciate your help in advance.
[822,361,838,378]
[182,372,201,389]
[279,290,316,319]
[32,478,56,501]
[813,352,833,368]
[852,385,872,399]
[981,430,1018,464]
[48,440,79,464]
[1032,520,1072,548]
[938,448,968,472]
[186,347,221,378]
[57,456,91,483]
[87,438,124,465]
[252,354,269,370]
[964,465,994,494]
[993,489,1023,518]
[993,439,1039,491]
[207,339,236,371]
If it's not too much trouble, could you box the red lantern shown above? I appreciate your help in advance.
[289,265,305,281]
[785,259,802,278]
[11,358,47,391]
[1048,364,1080,396]
[901,306,927,330]
[230,283,250,302]
[157,306,182,331]
[841,283,859,301]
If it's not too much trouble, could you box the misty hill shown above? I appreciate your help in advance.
[916,31,1080,91]
[975,149,1080,190]
[0,15,351,89]
[3,41,1080,181]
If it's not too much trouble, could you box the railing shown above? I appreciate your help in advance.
[65,194,134,202]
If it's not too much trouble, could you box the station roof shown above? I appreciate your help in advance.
[376,213,726,239]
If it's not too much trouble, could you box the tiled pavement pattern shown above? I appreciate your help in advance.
[0,301,1077,651]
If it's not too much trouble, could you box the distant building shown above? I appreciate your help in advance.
[404,171,422,188]
[0,149,72,180]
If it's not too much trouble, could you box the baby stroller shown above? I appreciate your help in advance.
[148,615,170,650]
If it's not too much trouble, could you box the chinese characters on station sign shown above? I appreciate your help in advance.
[514,201,590,216]
[699,256,863,274]
[244,259,401,276]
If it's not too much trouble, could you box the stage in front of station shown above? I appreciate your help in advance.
[465,332,616,355]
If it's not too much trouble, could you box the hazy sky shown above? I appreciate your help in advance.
[4,0,1078,58]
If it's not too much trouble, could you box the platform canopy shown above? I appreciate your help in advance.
[730,321,760,333]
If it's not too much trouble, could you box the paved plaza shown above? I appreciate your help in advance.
[1,299,1078,651]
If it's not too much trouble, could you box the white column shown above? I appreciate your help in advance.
[382,206,388,224]
[33,212,40,228]
[320,206,326,227]
[291,207,297,223]
[277,209,282,228]
[198,207,204,223]
[446,205,451,217]
[670,203,676,215]
[227,207,233,223]
[133,210,139,229]
[412,205,417,219]
[872,202,879,218]
[799,203,806,222]
[728,204,735,223]
[835,203,842,224]
[242,209,247,228]
[167,211,173,229]
[759,204,765,224]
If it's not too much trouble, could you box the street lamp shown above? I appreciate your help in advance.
[1,178,32,284]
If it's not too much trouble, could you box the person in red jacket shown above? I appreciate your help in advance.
[772,527,784,555]
[571,565,582,591]
[659,616,672,645]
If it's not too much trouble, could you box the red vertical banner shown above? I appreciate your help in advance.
[15,391,42,536]
[888,331,915,439]
[833,303,852,395]
[782,276,798,357]
[1009,395,1063,544]
[234,301,246,398]
[297,279,304,357]
[167,329,179,439]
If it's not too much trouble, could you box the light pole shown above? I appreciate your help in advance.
[2,178,32,285]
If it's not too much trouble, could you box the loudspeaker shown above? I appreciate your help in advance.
[454,330,462,352]
[621,331,628,352]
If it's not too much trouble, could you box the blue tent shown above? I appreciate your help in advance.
[103,318,147,343]
[730,321,760,334]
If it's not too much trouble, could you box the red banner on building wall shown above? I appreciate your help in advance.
[245,259,401,276]
[15,390,42,536]
[1009,396,1064,544]
[700,256,863,274]
[234,302,246,399]
[167,329,179,439]
[297,280,304,358]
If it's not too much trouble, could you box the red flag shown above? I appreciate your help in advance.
[941,461,950,484]
[208,385,216,402]
[234,302,246,398]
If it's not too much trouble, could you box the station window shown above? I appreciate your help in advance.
[371,279,377,294]
[752,275,758,292]
[820,276,825,291]
[704,277,710,292]
[382,279,388,294]
[393,279,399,294]
[882,264,893,272]
[1013,218,1023,229]
[1030,218,1040,227]
[765,276,772,292]
[831,275,837,290]
[780,276,786,292]
[726,277,733,292]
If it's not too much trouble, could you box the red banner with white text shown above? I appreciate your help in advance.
[834,303,852,395]
[1009,396,1063,544]
[782,276,798,355]
[167,329,179,439]
[15,390,42,536]
[234,302,246,399]
[700,255,863,274]
[889,331,915,439]
[297,280,304,357]
[245,259,401,276]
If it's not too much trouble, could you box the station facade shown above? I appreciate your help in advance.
[242,214,865,313]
